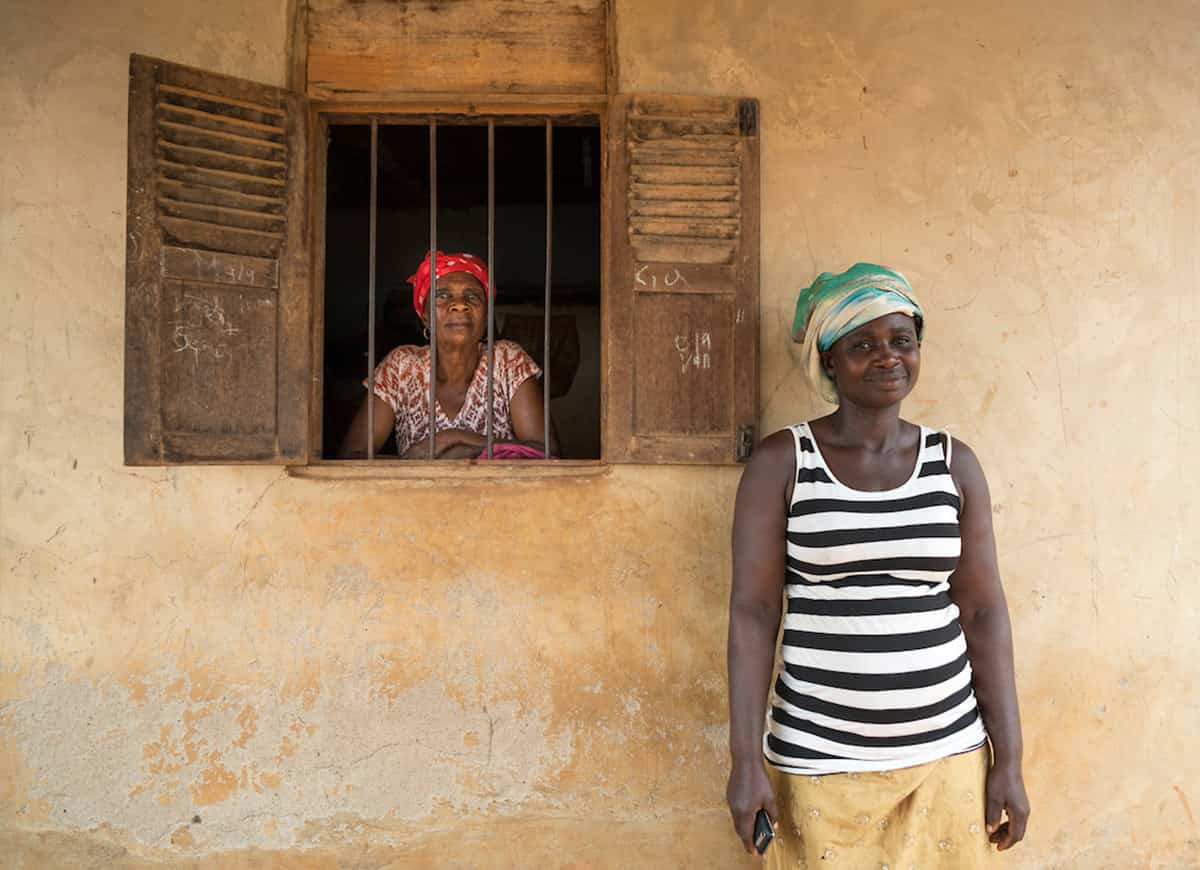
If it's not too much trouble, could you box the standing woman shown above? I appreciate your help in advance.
[726,264,1029,866]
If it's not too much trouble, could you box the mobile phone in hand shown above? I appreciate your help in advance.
[753,808,775,854]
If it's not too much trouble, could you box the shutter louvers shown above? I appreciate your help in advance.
[125,55,310,465]
[605,95,759,464]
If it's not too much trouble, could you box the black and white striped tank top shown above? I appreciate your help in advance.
[764,422,987,775]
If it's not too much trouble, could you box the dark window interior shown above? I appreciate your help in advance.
[322,122,602,459]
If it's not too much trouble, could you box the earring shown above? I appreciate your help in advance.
[423,326,431,341]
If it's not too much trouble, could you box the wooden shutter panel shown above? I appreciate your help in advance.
[124,55,310,465]
[604,95,760,464]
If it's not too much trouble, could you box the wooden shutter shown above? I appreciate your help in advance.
[604,95,760,464]
[124,55,310,465]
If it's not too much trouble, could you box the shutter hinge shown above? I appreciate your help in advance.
[736,424,756,462]
[738,99,758,137]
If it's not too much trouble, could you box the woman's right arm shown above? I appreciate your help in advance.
[726,429,794,854]
[338,394,396,458]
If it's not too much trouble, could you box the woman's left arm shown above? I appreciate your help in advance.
[507,377,557,457]
[948,438,1031,852]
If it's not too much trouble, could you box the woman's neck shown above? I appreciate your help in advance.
[434,340,481,385]
[826,402,906,450]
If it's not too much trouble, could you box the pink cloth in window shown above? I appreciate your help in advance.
[477,443,545,460]
[367,340,541,456]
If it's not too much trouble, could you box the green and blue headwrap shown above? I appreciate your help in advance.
[792,263,923,403]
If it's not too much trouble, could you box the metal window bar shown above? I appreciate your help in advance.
[485,120,496,459]
[428,120,439,460]
[543,120,552,455]
[365,119,378,460]
[361,119,554,462]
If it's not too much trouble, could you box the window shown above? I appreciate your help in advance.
[123,54,759,467]
[320,120,602,460]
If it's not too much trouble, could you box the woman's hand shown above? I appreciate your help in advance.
[401,428,484,459]
[726,759,779,855]
[433,428,485,455]
[985,760,1030,851]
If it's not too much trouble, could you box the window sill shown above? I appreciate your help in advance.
[287,459,610,482]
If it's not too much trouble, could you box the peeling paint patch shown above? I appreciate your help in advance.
[7,667,573,851]
[191,754,239,806]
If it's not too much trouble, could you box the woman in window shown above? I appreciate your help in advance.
[339,251,552,460]
[726,264,1028,866]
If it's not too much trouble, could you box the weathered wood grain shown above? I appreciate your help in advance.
[158,197,286,231]
[124,55,310,465]
[125,56,165,464]
[161,247,279,289]
[305,0,607,99]
[604,94,760,464]
[160,283,279,435]
[632,293,733,436]
[157,177,285,214]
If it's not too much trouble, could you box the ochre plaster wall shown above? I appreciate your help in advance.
[620,1,1200,866]
[1,1,1197,868]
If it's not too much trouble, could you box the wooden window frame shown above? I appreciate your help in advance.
[307,98,609,470]
[122,56,758,471]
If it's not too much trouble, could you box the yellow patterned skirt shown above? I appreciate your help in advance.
[765,746,999,869]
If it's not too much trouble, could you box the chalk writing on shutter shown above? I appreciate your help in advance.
[125,56,309,465]
[605,95,759,464]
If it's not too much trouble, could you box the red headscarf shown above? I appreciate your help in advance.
[406,251,491,316]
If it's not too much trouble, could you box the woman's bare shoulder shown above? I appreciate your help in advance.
[748,427,800,470]
[735,427,799,509]
[945,435,989,500]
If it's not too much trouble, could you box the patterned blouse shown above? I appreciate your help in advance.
[368,340,542,456]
